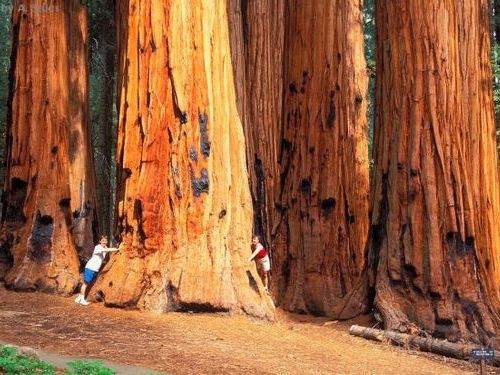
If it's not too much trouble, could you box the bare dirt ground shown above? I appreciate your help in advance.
[0,286,493,374]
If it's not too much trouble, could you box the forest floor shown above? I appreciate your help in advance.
[0,286,492,375]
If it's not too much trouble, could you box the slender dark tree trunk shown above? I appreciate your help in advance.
[102,48,114,237]
[94,6,116,239]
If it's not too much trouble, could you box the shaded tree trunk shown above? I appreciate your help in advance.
[371,0,500,345]
[99,48,115,238]
[68,0,99,261]
[92,0,275,319]
[92,2,116,239]
[0,0,97,294]
[230,0,285,250]
[271,0,370,317]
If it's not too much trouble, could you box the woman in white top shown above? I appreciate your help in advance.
[75,235,121,305]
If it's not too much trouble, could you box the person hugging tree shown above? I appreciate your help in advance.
[74,235,121,305]
[248,235,271,294]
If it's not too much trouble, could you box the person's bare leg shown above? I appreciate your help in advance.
[75,282,87,303]
[257,268,264,286]
[83,282,96,300]
[257,267,268,292]
[80,282,88,298]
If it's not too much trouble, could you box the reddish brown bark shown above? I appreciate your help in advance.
[0,0,97,294]
[92,0,275,319]
[229,0,370,318]
[269,0,370,317]
[371,0,500,345]
[234,0,285,247]
[68,0,99,261]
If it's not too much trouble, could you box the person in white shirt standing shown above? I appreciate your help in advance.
[75,235,121,305]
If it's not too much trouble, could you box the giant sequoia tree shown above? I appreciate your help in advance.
[92,0,275,319]
[267,0,370,317]
[371,0,500,344]
[230,0,369,318]
[230,0,285,248]
[0,0,97,293]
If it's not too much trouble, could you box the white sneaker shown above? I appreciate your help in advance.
[79,298,90,306]
[74,295,83,304]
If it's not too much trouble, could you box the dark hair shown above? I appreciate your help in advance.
[100,235,108,241]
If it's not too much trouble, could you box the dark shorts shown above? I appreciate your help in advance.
[83,268,98,283]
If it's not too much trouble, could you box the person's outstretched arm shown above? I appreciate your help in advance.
[103,243,123,252]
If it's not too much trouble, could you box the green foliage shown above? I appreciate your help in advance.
[66,360,116,375]
[0,345,56,375]
[364,0,375,69]
[0,345,122,375]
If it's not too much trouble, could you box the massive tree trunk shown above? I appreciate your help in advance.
[371,0,500,345]
[231,0,285,250]
[92,0,275,319]
[271,0,370,317]
[0,0,97,293]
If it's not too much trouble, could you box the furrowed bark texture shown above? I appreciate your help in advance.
[68,1,99,261]
[0,0,97,293]
[372,0,500,345]
[271,0,370,317]
[237,0,285,248]
[93,0,275,319]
